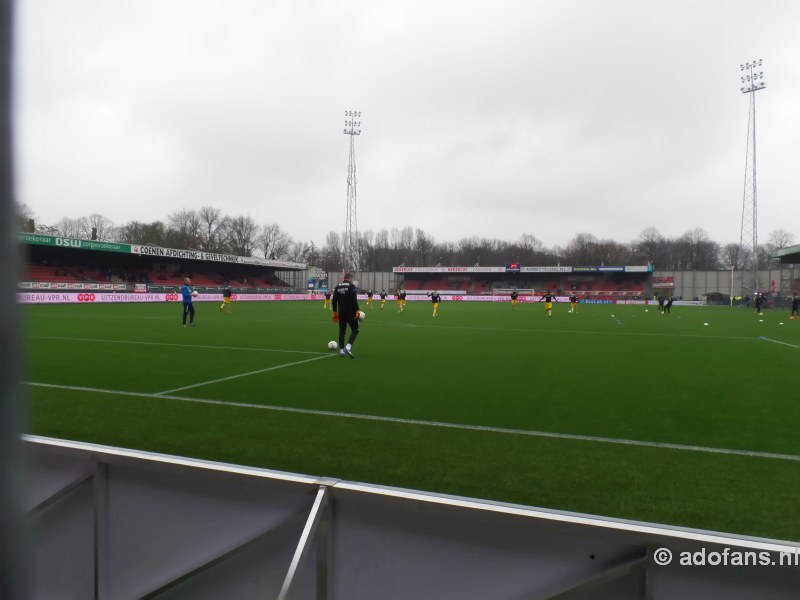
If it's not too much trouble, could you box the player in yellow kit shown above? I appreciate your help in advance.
[428,290,441,317]
[569,292,578,313]
[540,290,557,318]
[219,285,233,314]
[397,288,407,312]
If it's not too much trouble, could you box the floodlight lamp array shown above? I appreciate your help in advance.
[740,73,764,83]
[740,59,763,70]
[738,60,766,94]
[343,110,362,135]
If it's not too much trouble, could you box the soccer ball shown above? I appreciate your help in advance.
[358,310,365,321]
[191,290,198,297]
[327,341,338,351]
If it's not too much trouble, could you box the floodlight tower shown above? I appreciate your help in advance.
[738,59,766,295]
[343,110,362,273]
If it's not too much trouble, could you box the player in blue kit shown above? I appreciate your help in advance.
[180,277,196,327]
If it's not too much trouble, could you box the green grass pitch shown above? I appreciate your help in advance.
[22,298,800,541]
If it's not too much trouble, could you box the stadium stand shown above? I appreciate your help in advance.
[397,277,458,294]
[21,243,299,292]
[399,272,650,298]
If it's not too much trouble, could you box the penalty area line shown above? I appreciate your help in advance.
[23,381,800,464]
[760,337,800,350]
[155,354,336,394]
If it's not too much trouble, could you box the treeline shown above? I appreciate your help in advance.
[18,204,794,272]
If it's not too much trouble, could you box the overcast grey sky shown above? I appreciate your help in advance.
[13,0,800,250]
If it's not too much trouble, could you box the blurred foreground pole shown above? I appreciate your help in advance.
[0,0,29,597]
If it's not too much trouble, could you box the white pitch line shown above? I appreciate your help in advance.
[382,322,756,341]
[760,337,800,350]
[24,381,800,463]
[29,336,328,356]
[155,354,335,394]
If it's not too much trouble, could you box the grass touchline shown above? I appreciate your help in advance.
[23,381,800,464]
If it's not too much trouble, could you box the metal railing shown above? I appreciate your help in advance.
[22,435,800,599]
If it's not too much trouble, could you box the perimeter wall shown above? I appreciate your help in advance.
[332,268,800,301]
[653,267,799,300]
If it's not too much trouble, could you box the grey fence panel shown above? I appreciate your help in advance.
[23,436,800,600]
[327,489,647,599]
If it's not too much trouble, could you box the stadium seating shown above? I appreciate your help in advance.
[25,265,83,283]
[183,273,220,286]
[399,278,467,293]
[459,274,649,298]
[421,279,448,291]
[589,280,619,292]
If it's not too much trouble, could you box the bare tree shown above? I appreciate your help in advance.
[167,209,202,249]
[563,233,599,265]
[321,231,344,272]
[767,229,795,250]
[633,227,664,266]
[389,226,414,253]
[358,229,375,270]
[756,244,774,271]
[306,241,320,267]
[413,228,435,265]
[508,234,558,265]
[28,203,783,273]
[374,229,389,250]
[118,221,169,246]
[762,229,795,268]
[55,217,86,239]
[674,228,720,270]
[15,202,36,232]
[356,230,375,271]
[455,236,481,265]
[595,239,631,265]
[463,237,509,266]
[720,243,745,270]
[78,213,116,240]
[518,234,543,254]
[371,228,400,269]
[222,215,259,257]
[197,206,225,252]
[257,223,293,260]
[433,240,457,265]
[285,241,315,263]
